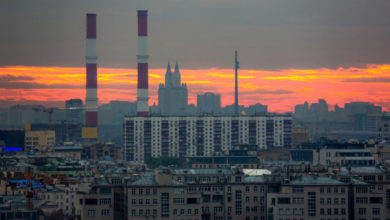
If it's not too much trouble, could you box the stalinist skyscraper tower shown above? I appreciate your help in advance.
[158,62,188,116]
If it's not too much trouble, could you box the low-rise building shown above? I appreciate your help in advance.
[25,130,55,152]
[267,176,349,220]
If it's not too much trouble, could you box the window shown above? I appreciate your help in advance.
[320,198,324,204]
[173,198,185,204]
[293,187,304,194]
[327,198,331,205]
[100,188,111,195]
[153,199,157,204]
[161,193,169,217]
[85,199,97,205]
[334,188,338,193]
[173,209,178,215]
[188,209,192,214]
[334,198,339,204]
[278,197,291,204]
[358,208,366,215]
[100,198,112,205]
[246,186,250,192]
[308,192,316,216]
[146,199,150,205]
[356,197,368,204]
[101,209,109,216]
[254,186,258,192]
[87,210,95,217]
[131,209,136,216]
[139,199,143,205]
[132,189,136,195]
[372,208,380,215]
[341,198,346,204]
[356,187,368,193]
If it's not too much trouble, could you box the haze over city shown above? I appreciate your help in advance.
[1,0,390,112]
[2,1,390,220]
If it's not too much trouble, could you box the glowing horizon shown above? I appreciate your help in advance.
[0,64,389,112]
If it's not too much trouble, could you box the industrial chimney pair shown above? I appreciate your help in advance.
[83,11,149,138]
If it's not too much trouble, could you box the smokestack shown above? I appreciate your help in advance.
[85,13,98,127]
[137,10,149,117]
[234,50,240,116]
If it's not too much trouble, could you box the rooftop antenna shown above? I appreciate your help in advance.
[234,50,240,116]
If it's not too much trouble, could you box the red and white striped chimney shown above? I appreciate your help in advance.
[85,13,98,127]
[137,10,149,117]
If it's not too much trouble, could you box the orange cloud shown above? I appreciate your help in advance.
[0,64,389,112]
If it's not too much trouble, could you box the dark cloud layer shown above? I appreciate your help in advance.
[343,77,390,83]
[1,0,390,69]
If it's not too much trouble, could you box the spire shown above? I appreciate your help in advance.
[166,62,172,73]
[174,61,179,73]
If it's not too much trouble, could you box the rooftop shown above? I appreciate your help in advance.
[289,176,345,186]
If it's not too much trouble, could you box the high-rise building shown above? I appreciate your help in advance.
[123,115,292,162]
[158,62,188,116]
[65,99,83,125]
[197,92,221,115]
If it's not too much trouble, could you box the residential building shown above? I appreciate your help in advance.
[123,115,292,162]
[267,176,349,220]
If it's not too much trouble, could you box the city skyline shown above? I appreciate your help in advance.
[0,64,389,112]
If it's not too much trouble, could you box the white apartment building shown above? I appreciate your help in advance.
[124,115,292,162]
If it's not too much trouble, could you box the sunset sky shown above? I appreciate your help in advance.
[1,65,389,112]
[1,0,390,112]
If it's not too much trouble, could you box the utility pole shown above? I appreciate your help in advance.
[234,50,240,116]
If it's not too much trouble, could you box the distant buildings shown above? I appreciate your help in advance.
[294,100,384,140]
[123,115,292,162]
[197,92,221,115]
[188,144,260,169]
[65,99,83,125]
[24,130,55,152]
[381,114,390,141]
[0,130,25,151]
[158,63,188,116]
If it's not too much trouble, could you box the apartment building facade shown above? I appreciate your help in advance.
[123,115,292,162]
[267,176,349,220]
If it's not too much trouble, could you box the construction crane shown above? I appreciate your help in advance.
[26,166,34,210]
[32,107,54,130]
